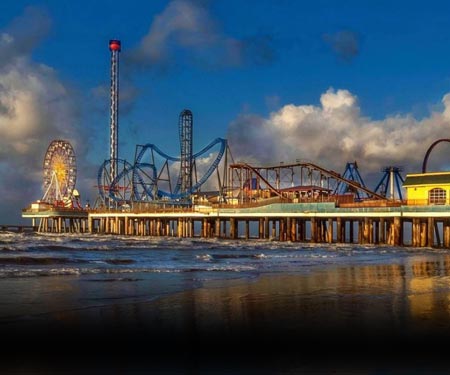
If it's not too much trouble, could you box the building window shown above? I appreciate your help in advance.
[429,188,446,205]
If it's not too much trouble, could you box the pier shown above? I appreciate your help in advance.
[0,225,36,233]
[21,201,450,248]
[22,207,89,233]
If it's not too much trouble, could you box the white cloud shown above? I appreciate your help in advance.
[227,88,450,186]
[0,7,88,222]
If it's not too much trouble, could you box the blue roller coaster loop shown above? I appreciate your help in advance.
[98,138,228,202]
[177,138,226,198]
[97,158,134,201]
[135,138,226,164]
[137,138,227,200]
[132,162,158,200]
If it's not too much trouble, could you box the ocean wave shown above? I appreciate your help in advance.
[196,254,212,261]
[103,258,135,265]
[0,256,86,265]
[253,253,267,259]
[32,245,77,251]
[83,277,144,282]
[0,264,257,278]
[0,267,82,278]
[197,252,267,261]
[211,254,255,260]
[0,247,20,252]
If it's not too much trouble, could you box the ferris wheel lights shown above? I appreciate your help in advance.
[42,140,77,205]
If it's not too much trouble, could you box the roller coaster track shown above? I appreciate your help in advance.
[422,138,450,173]
[135,138,227,200]
[230,161,388,200]
[229,163,284,198]
[135,138,226,164]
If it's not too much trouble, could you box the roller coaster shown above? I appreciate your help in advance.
[97,108,232,206]
[96,103,407,207]
[97,137,230,204]
[95,39,407,209]
[227,161,392,205]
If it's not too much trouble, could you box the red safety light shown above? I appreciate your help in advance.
[109,40,121,52]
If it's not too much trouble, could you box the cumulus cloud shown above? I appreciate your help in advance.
[126,0,275,71]
[227,88,450,187]
[323,30,360,62]
[0,7,89,222]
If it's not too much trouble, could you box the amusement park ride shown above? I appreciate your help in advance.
[95,40,232,208]
[40,139,81,209]
[34,38,450,212]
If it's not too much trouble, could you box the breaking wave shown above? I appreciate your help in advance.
[0,231,447,281]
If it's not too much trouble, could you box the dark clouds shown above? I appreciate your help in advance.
[126,0,276,71]
[0,7,51,69]
[323,30,360,62]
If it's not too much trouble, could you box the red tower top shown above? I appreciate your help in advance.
[109,39,121,52]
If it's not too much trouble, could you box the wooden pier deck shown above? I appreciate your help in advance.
[21,202,450,248]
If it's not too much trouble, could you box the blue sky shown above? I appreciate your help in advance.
[2,0,450,223]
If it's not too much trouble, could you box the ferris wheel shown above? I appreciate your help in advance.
[42,140,77,205]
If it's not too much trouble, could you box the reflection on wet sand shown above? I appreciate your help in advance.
[153,255,450,337]
[131,255,450,370]
[4,255,450,372]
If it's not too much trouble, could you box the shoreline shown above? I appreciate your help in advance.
[3,259,450,372]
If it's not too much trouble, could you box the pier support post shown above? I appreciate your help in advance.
[222,220,227,238]
[349,220,354,243]
[393,217,402,246]
[230,218,236,239]
[434,221,441,247]
[264,217,270,239]
[298,219,303,242]
[363,217,370,244]
[310,217,317,243]
[420,220,427,247]
[444,219,450,248]
[327,218,333,243]
[373,220,378,244]
[215,218,221,238]
[336,218,342,243]
[279,218,285,241]
[286,218,291,242]
[428,217,434,247]
[291,218,297,242]
[358,220,363,244]
[177,218,182,238]
[380,218,385,244]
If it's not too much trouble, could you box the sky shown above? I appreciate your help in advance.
[2,0,450,223]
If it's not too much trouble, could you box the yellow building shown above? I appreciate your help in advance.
[403,171,450,205]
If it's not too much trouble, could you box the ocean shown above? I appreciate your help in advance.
[2,231,450,373]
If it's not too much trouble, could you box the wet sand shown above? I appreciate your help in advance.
[3,256,450,373]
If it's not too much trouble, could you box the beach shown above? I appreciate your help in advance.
[2,245,450,373]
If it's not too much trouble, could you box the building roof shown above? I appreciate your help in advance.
[403,172,450,187]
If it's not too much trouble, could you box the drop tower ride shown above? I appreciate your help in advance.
[109,39,121,184]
